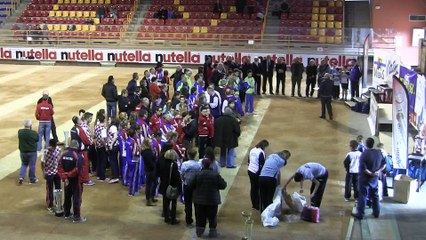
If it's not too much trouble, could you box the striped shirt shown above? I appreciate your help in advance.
[41,146,61,175]
[80,122,93,145]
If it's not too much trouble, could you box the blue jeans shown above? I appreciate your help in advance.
[19,152,37,181]
[245,93,254,113]
[220,147,235,167]
[356,179,380,217]
[106,101,117,119]
[38,121,51,151]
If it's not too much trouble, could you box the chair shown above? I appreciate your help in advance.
[58,0,64,3]
[319,21,326,28]
[200,26,208,33]
[49,11,55,17]
[55,11,62,17]
[318,28,325,36]
[310,28,318,36]
[319,14,326,21]
[90,11,96,18]
[327,14,334,21]
[83,11,90,17]
[89,25,96,31]
[84,0,90,4]
[328,1,335,7]
[320,7,327,14]
[178,6,184,12]
[64,0,70,3]
[82,25,89,31]
[78,0,83,3]
[63,11,69,17]
[312,7,319,14]
[105,0,111,4]
[47,24,53,30]
[53,24,60,31]
[220,13,227,19]
[311,13,318,21]
[75,25,82,31]
[76,11,83,17]
[183,12,189,19]
[327,21,334,28]
[335,36,342,44]
[91,0,97,4]
[326,36,334,43]
[60,24,68,31]
[53,5,59,11]
[98,0,104,4]
[230,6,236,13]
[310,21,318,28]
[335,22,342,28]
[69,11,75,17]
[93,18,100,24]
[336,1,343,8]
[319,36,326,43]
[193,26,200,33]
[71,0,76,3]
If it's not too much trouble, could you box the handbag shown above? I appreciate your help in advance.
[301,206,320,223]
[166,162,179,199]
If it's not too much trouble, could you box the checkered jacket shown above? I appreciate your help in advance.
[94,123,106,148]
[42,146,61,175]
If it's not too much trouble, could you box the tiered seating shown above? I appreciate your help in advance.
[13,0,136,40]
[137,0,266,41]
[279,0,344,44]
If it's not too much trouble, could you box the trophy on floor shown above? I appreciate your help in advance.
[241,211,253,240]
[54,189,64,217]
[63,130,70,148]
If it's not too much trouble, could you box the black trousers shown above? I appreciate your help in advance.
[45,173,61,208]
[248,170,260,210]
[306,77,316,97]
[333,85,340,99]
[259,176,277,212]
[145,171,157,201]
[321,96,333,119]
[96,147,107,180]
[51,117,58,142]
[239,90,246,103]
[195,204,218,229]
[276,73,286,95]
[310,170,328,208]
[350,81,359,99]
[108,146,119,179]
[291,75,302,96]
[344,172,359,199]
[254,75,261,95]
[198,136,210,159]
[88,144,97,173]
[262,72,273,93]
[183,184,194,224]
[63,177,82,219]
[163,195,177,222]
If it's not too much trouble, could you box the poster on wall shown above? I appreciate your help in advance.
[415,74,426,129]
[367,91,379,136]
[399,66,418,127]
[373,49,400,87]
[392,75,409,169]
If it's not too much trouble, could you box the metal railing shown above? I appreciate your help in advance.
[0,27,396,54]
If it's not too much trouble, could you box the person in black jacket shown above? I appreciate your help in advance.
[171,65,184,92]
[241,58,252,80]
[305,59,318,97]
[141,138,158,206]
[182,112,198,150]
[190,158,227,238]
[118,89,132,117]
[275,57,286,95]
[214,107,241,168]
[158,149,181,225]
[101,75,118,119]
[319,73,334,120]
[251,57,262,95]
[262,55,275,95]
[290,57,304,97]
[127,72,138,97]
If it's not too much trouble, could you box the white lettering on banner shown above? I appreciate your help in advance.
[0,47,355,66]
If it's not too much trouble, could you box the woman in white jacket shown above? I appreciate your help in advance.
[247,140,269,210]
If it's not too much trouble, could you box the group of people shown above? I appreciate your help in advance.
[247,139,329,212]
[343,135,388,220]
[17,55,366,232]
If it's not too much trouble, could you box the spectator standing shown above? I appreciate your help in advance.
[181,148,201,226]
[214,107,241,168]
[35,92,54,151]
[251,57,262,95]
[275,57,286,95]
[102,75,118,119]
[317,59,331,97]
[305,59,318,97]
[352,138,386,220]
[262,55,275,95]
[290,57,304,97]
[344,140,361,201]
[247,139,269,210]
[37,90,58,143]
[41,139,61,211]
[18,120,39,184]
[319,73,334,120]
[190,158,227,238]
[350,59,362,100]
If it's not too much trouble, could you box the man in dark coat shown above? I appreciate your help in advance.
[190,158,227,238]
[251,57,262,95]
[102,75,118,119]
[214,107,241,168]
[290,57,304,97]
[262,55,275,95]
[319,73,334,120]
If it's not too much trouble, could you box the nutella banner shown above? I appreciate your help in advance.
[373,49,400,87]
[0,47,355,66]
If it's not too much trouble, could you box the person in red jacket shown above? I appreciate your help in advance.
[35,93,54,151]
[198,105,214,158]
[58,140,86,223]
[150,107,163,134]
